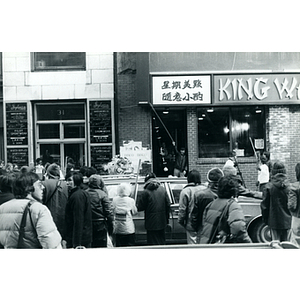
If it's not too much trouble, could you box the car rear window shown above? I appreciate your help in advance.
[169,183,185,204]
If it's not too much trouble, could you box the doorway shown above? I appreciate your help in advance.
[34,102,87,173]
[152,108,187,177]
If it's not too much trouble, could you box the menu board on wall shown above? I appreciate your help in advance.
[89,101,112,143]
[91,145,112,174]
[7,148,29,167]
[6,103,28,146]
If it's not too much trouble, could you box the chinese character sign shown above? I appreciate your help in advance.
[152,75,211,105]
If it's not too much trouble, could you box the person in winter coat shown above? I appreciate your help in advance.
[42,163,68,236]
[0,170,62,249]
[0,172,16,205]
[137,173,170,245]
[288,163,300,246]
[64,172,92,248]
[261,161,291,242]
[199,175,252,244]
[86,174,114,247]
[172,141,188,177]
[191,167,224,242]
[178,169,206,244]
[222,165,262,199]
[112,183,137,247]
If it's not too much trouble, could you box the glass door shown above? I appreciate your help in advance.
[35,102,87,174]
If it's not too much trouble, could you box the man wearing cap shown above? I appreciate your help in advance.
[42,163,69,236]
[191,168,224,243]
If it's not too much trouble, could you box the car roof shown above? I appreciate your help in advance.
[102,175,187,185]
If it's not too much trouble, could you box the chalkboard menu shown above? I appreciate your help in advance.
[7,148,29,167]
[89,101,112,143]
[91,145,112,174]
[6,103,28,146]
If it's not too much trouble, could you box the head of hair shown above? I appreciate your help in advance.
[86,167,97,178]
[0,173,16,193]
[263,151,270,161]
[117,183,132,197]
[36,158,42,164]
[5,163,13,173]
[65,170,74,181]
[145,172,156,183]
[88,174,105,189]
[72,171,83,187]
[271,161,286,176]
[222,165,237,176]
[79,166,89,177]
[187,169,201,184]
[207,167,224,183]
[13,171,40,199]
[217,175,239,199]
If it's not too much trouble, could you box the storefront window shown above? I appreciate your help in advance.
[198,106,265,158]
[33,52,86,71]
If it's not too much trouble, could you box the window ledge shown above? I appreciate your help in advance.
[196,156,257,165]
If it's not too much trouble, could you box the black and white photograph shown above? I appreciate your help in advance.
[0,2,299,300]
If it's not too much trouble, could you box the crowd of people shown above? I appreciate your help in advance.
[178,152,300,247]
[0,150,300,249]
[0,160,135,249]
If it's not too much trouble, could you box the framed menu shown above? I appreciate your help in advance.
[7,147,29,167]
[89,100,112,143]
[91,145,112,174]
[6,103,28,146]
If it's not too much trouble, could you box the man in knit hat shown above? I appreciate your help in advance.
[191,167,224,243]
[42,163,69,236]
[261,161,292,242]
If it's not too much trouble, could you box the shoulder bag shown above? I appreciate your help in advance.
[17,200,41,249]
[209,198,235,244]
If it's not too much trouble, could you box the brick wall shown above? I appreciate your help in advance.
[186,107,259,190]
[269,105,300,182]
[117,73,151,151]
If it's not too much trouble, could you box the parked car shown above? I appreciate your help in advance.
[102,175,271,245]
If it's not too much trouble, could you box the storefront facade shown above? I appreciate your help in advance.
[116,52,300,190]
[2,52,115,173]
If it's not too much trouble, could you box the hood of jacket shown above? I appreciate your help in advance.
[271,173,289,189]
[144,178,160,191]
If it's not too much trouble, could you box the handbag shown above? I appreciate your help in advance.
[209,198,235,244]
[17,200,41,249]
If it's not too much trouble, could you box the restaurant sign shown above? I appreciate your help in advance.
[152,75,211,105]
[214,74,300,105]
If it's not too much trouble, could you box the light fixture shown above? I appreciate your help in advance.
[255,106,262,113]
[198,117,204,121]
[162,108,169,114]
[207,108,214,113]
